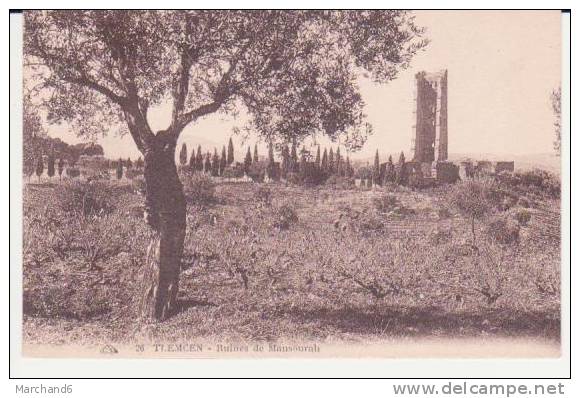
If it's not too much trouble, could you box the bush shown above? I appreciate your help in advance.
[272,203,298,230]
[496,169,560,199]
[132,176,146,195]
[325,175,355,189]
[254,186,272,206]
[285,172,301,185]
[517,197,530,208]
[183,172,216,206]
[429,227,453,245]
[372,194,400,213]
[125,168,143,180]
[437,206,452,220]
[447,178,495,245]
[55,180,116,217]
[66,167,81,178]
[486,216,520,244]
[514,209,532,226]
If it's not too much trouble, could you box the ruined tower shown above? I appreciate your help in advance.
[411,70,448,163]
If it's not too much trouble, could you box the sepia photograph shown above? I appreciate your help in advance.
[12,8,568,370]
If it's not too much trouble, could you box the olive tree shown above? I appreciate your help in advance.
[25,10,427,320]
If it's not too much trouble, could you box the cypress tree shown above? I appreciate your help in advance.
[220,146,227,175]
[336,147,343,176]
[227,137,235,165]
[126,157,133,169]
[315,145,321,169]
[211,148,219,176]
[204,152,211,173]
[35,155,43,181]
[196,146,203,171]
[386,155,395,183]
[244,146,252,174]
[179,143,188,166]
[280,145,289,178]
[290,141,298,172]
[116,158,123,179]
[396,152,406,185]
[135,156,144,169]
[253,144,259,163]
[345,156,352,177]
[299,147,307,180]
[373,149,380,184]
[328,148,334,175]
[268,142,275,163]
[57,158,64,180]
[189,148,196,171]
[47,154,55,179]
[321,148,328,175]
[398,151,406,165]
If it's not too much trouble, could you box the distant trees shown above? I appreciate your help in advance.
[179,143,188,166]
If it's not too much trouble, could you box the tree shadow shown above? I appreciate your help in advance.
[177,298,218,313]
[284,305,560,341]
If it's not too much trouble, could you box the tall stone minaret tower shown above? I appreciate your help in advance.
[411,70,448,163]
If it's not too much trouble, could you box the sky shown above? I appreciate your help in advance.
[44,10,562,161]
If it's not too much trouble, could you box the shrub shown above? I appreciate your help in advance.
[354,211,385,234]
[66,167,80,178]
[285,172,301,185]
[496,169,560,199]
[437,206,452,220]
[272,203,298,230]
[514,208,532,226]
[125,168,143,180]
[132,176,146,195]
[55,180,116,217]
[447,179,495,246]
[325,175,355,189]
[254,186,272,206]
[183,172,216,206]
[372,194,400,213]
[429,227,453,245]
[517,197,530,208]
[486,216,520,244]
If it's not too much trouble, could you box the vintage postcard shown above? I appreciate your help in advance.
[14,9,567,369]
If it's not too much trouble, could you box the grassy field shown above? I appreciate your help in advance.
[22,175,561,349]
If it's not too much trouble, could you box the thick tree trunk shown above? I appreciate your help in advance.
[139,141,186,321]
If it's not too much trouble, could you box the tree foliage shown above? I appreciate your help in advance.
[25,11,427,153]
